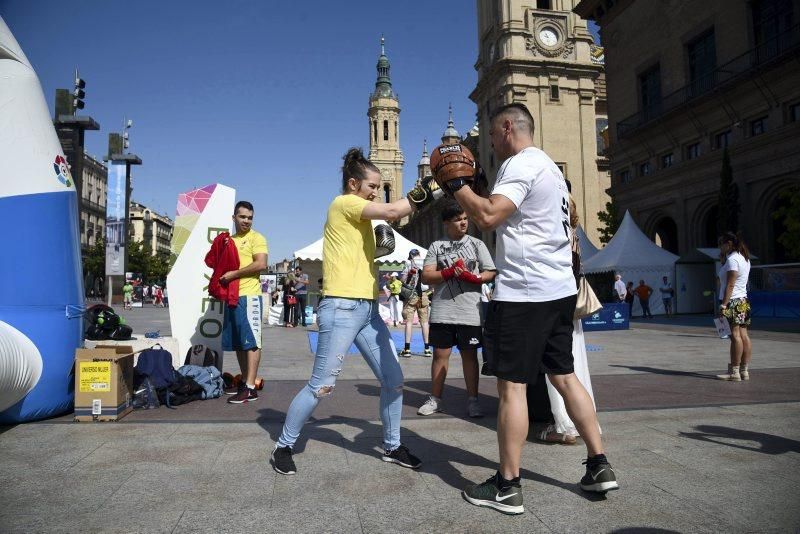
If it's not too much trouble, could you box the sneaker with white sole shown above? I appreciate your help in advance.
[462,471,524,515]
[423,348,433,357]
[579,454,619,493]
[467,398,483,418]
[399,348,412,358]
[417,395,443,416]
[271,445,296,475]
[382,444,422,469]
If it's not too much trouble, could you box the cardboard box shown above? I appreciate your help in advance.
[74,345,135,422]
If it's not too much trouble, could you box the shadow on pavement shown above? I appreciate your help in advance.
[256,409,605,502]
[608,364,717,379]
[680,425,800,455]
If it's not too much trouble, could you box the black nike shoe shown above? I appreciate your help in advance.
[579,454,619,493]
[271,445,296,475]
[462,472,524,515]
[382,444,422,469]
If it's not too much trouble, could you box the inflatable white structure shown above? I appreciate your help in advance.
[0,17,84,422]
[167,184,236,361]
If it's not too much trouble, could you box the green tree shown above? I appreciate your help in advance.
[597,198,622,245]
[126,239,151,278]
[717,148,740,234]
[146,250,172,284]
[84,237,105,280]
[773,186,800,260]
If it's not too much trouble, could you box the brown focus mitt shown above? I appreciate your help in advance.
[430,143,476,194]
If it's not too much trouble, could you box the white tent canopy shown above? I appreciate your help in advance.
[576,225,599,262]
[293,220,427,265]
[583,211,679,274]
[583,211,679,316]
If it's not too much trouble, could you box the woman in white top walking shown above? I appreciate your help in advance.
[716,232,753,381]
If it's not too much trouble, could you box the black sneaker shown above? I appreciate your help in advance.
[227,386,257,404]
[398,348,412,358]
[271,445,296,475]
[579,454,619,493]
[224,381,245,396]
[382,444,422,469]
[462,472,524,515]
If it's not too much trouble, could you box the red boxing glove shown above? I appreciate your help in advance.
[458,270,482,285]
[440,258,465,281]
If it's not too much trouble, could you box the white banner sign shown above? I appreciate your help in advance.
[166,184,235,362]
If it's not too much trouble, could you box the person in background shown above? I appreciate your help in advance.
[293,266,310,327]
[387,272,403,327]
[614,274,627,303]
[282,276,296,327]
[660,276,674,316]
[122,280,133,311]
[399,249,432,357]
[624,281,634,318]
[634,279,653,319]
[716,232,753,381]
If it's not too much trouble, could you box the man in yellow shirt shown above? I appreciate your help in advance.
[220,201,268,404]
[388,272,403,326]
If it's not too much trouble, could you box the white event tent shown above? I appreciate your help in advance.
[582,211,679,315]
[576,225,599,262]
[293,220,427,264]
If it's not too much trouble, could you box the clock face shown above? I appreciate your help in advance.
[539,27,559,47]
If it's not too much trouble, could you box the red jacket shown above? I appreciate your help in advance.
[204,232,240,308]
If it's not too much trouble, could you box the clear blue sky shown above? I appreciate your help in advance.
[3,1,597,262]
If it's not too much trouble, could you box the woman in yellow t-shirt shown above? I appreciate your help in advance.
[272,147,441,476]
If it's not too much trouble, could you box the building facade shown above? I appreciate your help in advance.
[575,0,800,262]
[368,37,405,204]
[472,0,611,246]
[78,152,108,251]
[129,201,174,256]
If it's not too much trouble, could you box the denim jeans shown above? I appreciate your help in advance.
[295,293,308,326]
[277,297,404,451]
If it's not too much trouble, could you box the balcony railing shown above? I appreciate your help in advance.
[617,23,800,139]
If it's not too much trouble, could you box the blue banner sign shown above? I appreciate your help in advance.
[582,302,630,331]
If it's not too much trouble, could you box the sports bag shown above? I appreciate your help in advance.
[184,344,221,370]
[177,365,224,400]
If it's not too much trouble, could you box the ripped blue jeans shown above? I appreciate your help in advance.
[276,297,404,451]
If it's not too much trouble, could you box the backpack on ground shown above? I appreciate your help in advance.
[184,344,222,370]
[84,304,133,341]
[134,346,180,408]
[177,365,224,400]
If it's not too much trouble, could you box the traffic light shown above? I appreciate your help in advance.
[73,72,86,111]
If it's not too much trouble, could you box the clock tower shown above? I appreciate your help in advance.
[472,0,610,245]
[368,37,404,204]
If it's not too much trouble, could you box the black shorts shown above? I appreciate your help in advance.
[482,295,577,384]
[429,323,483,351]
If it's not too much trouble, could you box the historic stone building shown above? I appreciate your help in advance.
[78,152,108,251]
[575,0,800,262]
[129,201,174,256]
[471,0,611,247]
[368,37,404,204]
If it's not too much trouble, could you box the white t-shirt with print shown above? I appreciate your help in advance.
[491,146,576,303]
[718,252,750,300]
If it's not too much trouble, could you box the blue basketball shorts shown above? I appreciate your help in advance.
[222,295,263,351]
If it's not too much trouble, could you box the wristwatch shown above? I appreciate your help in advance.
[445,178,468,194]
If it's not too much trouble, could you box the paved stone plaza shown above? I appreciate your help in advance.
[1,306,798,533]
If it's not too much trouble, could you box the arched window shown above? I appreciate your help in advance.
[394,121,398,141]
[373,121,377,143]
[384,183,391,203]
[383,120,389,141]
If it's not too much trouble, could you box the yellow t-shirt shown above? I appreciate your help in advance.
[389,279,402,295]
[323,195,377,300]
[232,229,268,296]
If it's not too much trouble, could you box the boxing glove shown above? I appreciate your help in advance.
[407,176,444,210]
[374,224,395,258]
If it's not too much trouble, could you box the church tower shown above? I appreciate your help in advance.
[441,104,461,146]
[368,37,404,203]
[472,0,610,245]
[417,139,430,181]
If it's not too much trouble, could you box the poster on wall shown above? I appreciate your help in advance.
[105,162,127,276]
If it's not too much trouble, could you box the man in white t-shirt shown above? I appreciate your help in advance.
[448,103,617,514]
[614,274,627,302]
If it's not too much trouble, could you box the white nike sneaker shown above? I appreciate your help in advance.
[417,395,443,416]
